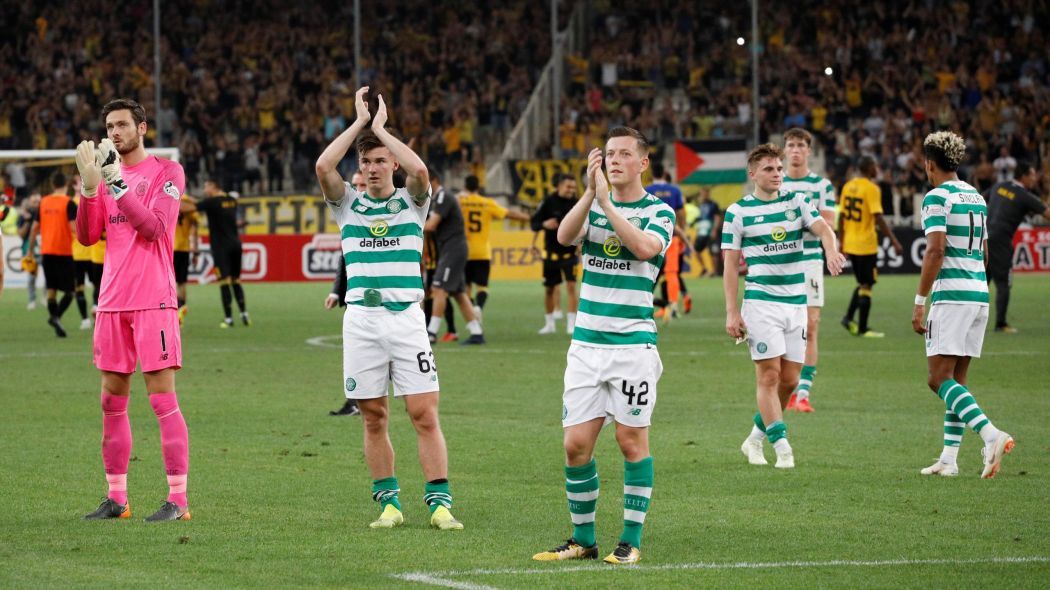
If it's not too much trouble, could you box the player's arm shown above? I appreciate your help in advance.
[369,95,429,204]
[530,198,550,232]
[73,140,105,245]
[423,212,442,233]
[116,165,185,242]
[721,208,746,338]
[912,230,945,334]
[875,213,903,254]
[558,149,601,247]
[316,87,371,203]
[601,197,665,260]
[504,208,531,223]
[810,218,845,276]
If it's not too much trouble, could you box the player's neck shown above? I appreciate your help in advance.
[786,164,809,179]
[611,179,646,203]
[753,184,780,201]
[366,184,397,200]
[932,172,959,186]
[121,146,148,167]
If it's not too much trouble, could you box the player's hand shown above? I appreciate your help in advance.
[725,310,746,339]
[354,86,371,124]
[324,294,339,310]
[371,94,388,131]
[75,140,101,197]
[825,251,846,276]
[542,218,559,230]
[585,148,602,196]
[96,139,129,199]
[892,238,904,256]
[912,304,926,335]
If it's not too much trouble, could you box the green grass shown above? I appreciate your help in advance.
[1,274,1049,589]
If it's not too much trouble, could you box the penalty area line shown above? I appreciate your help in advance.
[391,556,1050,588]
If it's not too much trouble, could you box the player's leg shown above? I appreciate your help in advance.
[358,396,403,526]
[216,248,235,327]
[842,256,861,334]
[988,257,1013,331]
[84,370,134,520]
[564,264,578,334]
[428,286,449,341]
[678,246,692,313]
[792,262,824,411]
[755,357,794,468]
[73,261,90,326]
[229,244,249,325]
[540,261,560,333]
[473,261,491,312]
[453,290,484,344]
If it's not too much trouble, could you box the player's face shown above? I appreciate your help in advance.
[351,174,367,192]
[105,110,147,155]
[604,137,648,186]
[359,147,398,193]
[749,157,784,194]
[784,138,810,167]
[557,179,577,198]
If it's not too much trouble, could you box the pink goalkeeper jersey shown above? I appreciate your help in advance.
[76,155,185,312]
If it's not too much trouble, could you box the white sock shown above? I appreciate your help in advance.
[466,320,483,336]
[747,425,765,444]
[566,312,576,330]
[940,445,960,464]
[979,424,1001,446]
[427,316,442,335]
[772,438,792,454]
[544,313,555,327]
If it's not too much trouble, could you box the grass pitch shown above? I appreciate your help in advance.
[1,274,1048,588]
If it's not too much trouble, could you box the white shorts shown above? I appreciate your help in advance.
[563,344,663,428]
[804,260,824,307]
[925,304,988,358]
[342,304,440,399]
[742,301,807,363]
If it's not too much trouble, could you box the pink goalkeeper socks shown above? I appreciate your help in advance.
[100,392,132,504]
[149,392,190,506]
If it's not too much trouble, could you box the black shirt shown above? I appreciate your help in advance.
[986,181,1047,241]
[531,193,577,259]
[429,187,467,251]
[196,194,241,248]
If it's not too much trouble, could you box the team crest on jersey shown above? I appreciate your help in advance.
[345,378,357,392]
[603,236,623,257]
[386,199,403,213]
[369,220,390,237]
[136,181,149,196]
[162,181,180,199]
[785,210,797,221]
[771,226,787,242]
[628,217,642,228]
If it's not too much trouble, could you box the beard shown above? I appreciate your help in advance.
[116,134,140,155]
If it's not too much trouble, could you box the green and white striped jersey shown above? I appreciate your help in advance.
[722,191,822,306]
[327,183,430,311]
[921,180,989,306]
[572,194,675,348]
[782,173,836,262]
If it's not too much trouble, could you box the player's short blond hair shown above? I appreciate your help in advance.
[923,131,966,172]
[747,143,784,170]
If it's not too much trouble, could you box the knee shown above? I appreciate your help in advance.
[927,370,951,393]
[757,367,780,388]
[808,314,820,334]
[614,430,644,459]
[408,406,439,433]
[360,404,389,433]
[563,436,591,464]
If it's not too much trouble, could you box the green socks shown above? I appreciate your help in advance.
[565,460,599,547]
[424,479,452,514]
[621,457,654,549]
[371,476,401,511]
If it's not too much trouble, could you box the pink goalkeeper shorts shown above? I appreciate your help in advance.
[93,309,182,374]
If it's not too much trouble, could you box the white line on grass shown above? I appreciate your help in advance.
[391,556,1050,588]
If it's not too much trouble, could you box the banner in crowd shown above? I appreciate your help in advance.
[4,227,1049,288]
[674,138,748,185]
[506,159,588,208]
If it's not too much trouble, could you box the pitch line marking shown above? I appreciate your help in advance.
[392,556,1050,588]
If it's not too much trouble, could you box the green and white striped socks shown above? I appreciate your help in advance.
[565,460,598,547]
[937,379,1000,446]
[621,457,653,549]
[424,479,452,514]
[372,476,401,511]
[940,410,964,463]
[796,365,816,400]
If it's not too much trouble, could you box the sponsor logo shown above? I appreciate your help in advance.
[369,220,390,237]
[771,226,787,242]
[762,241,798,253]
[355,204,369,213]
[629,408,642,416]
[136,181,149,196]
[345,377,357,391]
[628,217,642,228]
[594,217,608,227]
[603,236,623,257]
[109,214,128,224]
[785,210,797,221]
[386,199,403,213]
[163,181,180,200]
[755,216,764,222]
[756,342,768,354]
[160,353,169,361]
[359,237,402,248]
[588,256,632,271]
[301,234,343,279]
[188,242,267,283]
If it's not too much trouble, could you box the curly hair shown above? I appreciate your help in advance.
[923,131,966,172]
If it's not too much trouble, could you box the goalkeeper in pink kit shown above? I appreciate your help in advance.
[75,99,191,522]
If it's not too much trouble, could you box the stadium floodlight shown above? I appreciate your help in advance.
[737,37,745,46]
[825,67,834,76]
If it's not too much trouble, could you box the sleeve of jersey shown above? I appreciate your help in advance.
[822,180,837,210]
[921,191,948,235]
[799,194,821,228]
[530,199,548,231]
[75,194,106,245]
[491,201,508,220]
[116,163,184,242]
[411,184,432,207]
[868,184,884,215]
[647,207,675,254]
[720,207,742,250]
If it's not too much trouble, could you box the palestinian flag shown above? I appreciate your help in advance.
[675,138,747,185]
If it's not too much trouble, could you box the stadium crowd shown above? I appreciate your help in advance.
[2,1,1049,211]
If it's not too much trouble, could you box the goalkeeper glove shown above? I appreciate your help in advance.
[97,139,129,199]
[74,140,102,197]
